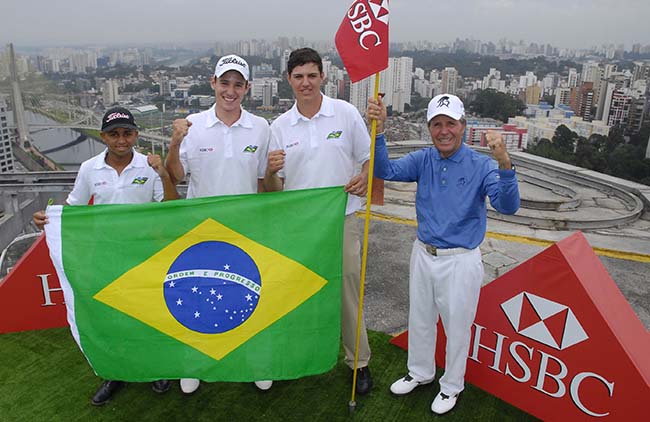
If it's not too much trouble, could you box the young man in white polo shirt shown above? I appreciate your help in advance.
[165,54,271,394]
[33,107,178,406]
[263,47,373,395]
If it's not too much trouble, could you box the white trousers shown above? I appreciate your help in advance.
[406,240,483,396]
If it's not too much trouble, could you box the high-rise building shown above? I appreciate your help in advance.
[632,61,650,84]
[349,77,372,114]
[280,50,291,75]
[250,78,278,101]
[390,57,413,113]
[349,56,413,114]
[525,85,541,105]
[0,96,15,173]
[595,81,617,121]
[102,79,119,105]
[555,88,571,108]
[567,68,579,88]
[605,90,632,127]
[576,82,595,121]
[441,67,458,95]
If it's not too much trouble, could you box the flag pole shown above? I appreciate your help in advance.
[350,71,381,412]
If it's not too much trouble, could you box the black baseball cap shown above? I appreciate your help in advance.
[101,107,138,132]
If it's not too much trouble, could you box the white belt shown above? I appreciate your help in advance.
[418,239,472,256]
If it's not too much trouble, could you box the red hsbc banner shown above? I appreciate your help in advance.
[335,0,389,83]
[0,234,68,333]
[392,232,650,420]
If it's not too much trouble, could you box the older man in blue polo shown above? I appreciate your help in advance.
[366,93,520,415]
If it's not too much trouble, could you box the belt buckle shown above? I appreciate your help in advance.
[425,244,437,256]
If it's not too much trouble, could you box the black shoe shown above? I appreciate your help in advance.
[151,379,171,394]
[91,380,124,406]
[355,366,373,395]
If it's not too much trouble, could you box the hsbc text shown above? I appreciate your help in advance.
[469,323,615,418]
[347,2,382,51]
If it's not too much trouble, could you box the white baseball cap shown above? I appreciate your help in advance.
[214,54,250,81]
[427,94,465,122]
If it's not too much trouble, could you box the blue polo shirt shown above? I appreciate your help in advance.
[374,134,520,249]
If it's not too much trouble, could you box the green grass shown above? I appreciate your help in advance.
[0,329,537,421]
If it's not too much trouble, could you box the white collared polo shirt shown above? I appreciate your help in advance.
[67,149,164,205]
[269,94,370,215]
[180,106,270,198]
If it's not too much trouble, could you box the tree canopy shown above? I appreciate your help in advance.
[526,125,650,186]
[468,89,525,122]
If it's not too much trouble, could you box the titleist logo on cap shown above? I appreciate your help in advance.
[105,112,131,122]
[220,56,248,67]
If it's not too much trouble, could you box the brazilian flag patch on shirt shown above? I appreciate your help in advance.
[132,177,149,185]
[243,145,258,153]
[326,131,342,140]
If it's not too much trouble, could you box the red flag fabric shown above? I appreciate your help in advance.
[335,0,389,83]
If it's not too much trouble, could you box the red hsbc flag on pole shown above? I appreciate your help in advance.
[335,0,390,83]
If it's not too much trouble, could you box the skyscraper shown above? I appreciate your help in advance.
[441,67,458,95]
[0,96,15,173]
[102,79,119,106]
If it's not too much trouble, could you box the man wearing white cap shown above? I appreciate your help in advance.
[165,54,271,393]
[366,94,520,414]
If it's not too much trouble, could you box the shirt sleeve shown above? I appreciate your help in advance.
[66,161,91,205]
[177,122,192,181]
[257,123,271,179]
[151,171,164,202]
[482,162,520,215]
[373,133,420,182]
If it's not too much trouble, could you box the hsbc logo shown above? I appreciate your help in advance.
[501,291,588,350]
[346,0,389,51]
[468,291,616,418]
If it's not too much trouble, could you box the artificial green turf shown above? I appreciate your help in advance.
[0,328,537,421]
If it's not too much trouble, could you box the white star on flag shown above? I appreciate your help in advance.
[191,286,198,293]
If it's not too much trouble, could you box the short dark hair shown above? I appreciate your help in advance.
[287,48,323,75]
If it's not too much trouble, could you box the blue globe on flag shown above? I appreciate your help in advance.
[163,241,261,334]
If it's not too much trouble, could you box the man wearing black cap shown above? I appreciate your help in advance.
[33,106,178,405]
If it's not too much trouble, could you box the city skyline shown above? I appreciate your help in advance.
[2,0,650,50]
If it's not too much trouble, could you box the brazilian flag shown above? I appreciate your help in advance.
[44,187,347,382]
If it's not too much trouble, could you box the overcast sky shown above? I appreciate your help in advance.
[2,0,649,49]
